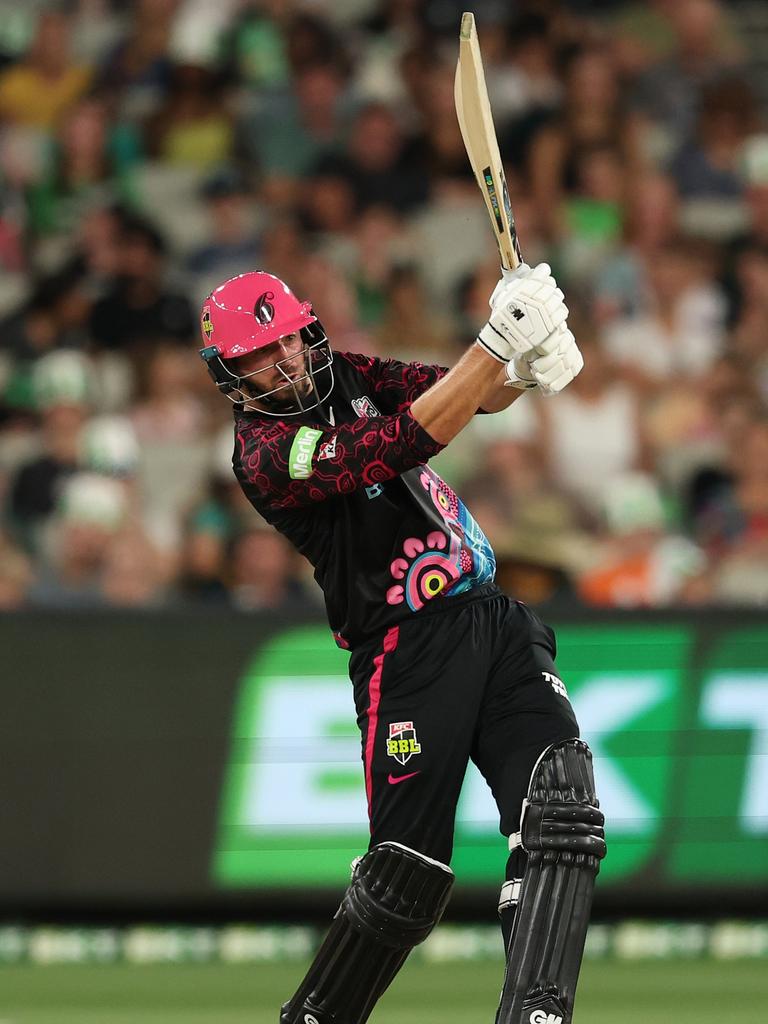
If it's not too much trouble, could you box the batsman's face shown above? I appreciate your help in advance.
[228,333,312,400]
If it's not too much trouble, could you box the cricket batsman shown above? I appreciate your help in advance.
[200,262,606,1024]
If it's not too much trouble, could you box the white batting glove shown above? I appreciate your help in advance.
[502,355,539,391]
[477,262,568,363]
[489,263,530,308]
[504,324,584,395]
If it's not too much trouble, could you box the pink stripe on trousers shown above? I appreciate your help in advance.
[364,625,400,827]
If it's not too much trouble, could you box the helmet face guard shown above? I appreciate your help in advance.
[201,320,334,416]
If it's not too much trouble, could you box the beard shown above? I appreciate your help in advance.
[233,338,332,416]
[241,370,313,411]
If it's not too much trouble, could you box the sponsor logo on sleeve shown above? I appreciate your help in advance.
[318,436,337,461]
[288,427,323,479]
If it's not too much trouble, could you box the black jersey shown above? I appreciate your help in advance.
[233,351,496,648]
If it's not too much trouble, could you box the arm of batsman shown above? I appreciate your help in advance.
[504,323,584,395]
[477,263,568,363]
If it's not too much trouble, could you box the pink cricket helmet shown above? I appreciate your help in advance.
[200,271,316,357]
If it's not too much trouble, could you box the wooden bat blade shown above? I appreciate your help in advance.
[455,11,522,270]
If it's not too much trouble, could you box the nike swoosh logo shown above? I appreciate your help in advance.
[387,771,421,785]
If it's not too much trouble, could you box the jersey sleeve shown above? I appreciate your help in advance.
[336,352,449,412]
[234,409,445,511]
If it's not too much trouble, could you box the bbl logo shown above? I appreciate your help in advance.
[201,307,214,339]
[386,721,422,765]
[254,291,275,325]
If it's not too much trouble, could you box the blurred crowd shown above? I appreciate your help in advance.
[1,0,768,612]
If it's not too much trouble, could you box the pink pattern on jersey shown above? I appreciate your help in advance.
[420,469,461,525]
[235,406,444,512]
[386,530,461,608]
[384,467,475,609]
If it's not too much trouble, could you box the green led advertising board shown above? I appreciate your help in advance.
[213,621,768,892]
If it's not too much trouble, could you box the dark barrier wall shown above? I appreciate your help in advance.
[2,610,767,917]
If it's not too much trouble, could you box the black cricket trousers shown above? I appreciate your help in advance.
[348,584,579,865]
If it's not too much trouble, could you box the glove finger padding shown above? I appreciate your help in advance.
[529,330,584,395]
[494,271,557,310]
[529,350,562,374]
[574,346,584,373]
[547,300,569,331]
[529,323,576,359]
[528,262,552,281]
[526,280,557,306]
[546,370,574,394]
[531,329,565,357]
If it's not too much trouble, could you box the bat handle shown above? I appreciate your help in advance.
[500,244,523,272]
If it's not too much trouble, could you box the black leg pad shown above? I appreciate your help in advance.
[281,842,454,1024]
[495,738,606,1024]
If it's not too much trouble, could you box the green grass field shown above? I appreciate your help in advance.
[0,959,764,1024]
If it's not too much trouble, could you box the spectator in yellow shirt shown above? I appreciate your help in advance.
[0,10,91,130]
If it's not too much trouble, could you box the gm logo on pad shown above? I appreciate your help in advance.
[529,1011,563,1024]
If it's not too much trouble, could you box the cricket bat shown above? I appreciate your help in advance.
[454,11,523,271]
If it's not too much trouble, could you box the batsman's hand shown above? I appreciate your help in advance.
[504,323,584,395]
[477,262,568,364]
